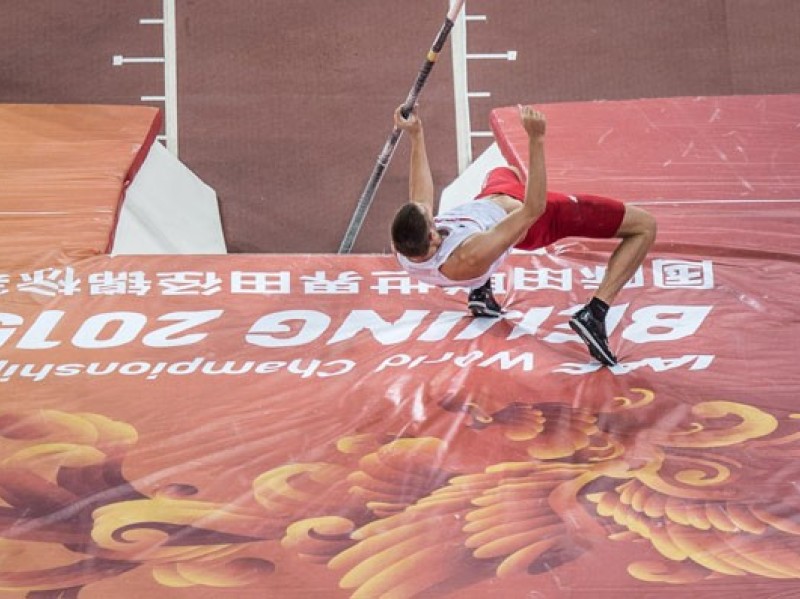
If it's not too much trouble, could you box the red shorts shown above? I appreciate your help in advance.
[475,167,626,250]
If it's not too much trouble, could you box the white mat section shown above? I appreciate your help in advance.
[439,142,505,213]
[112,142,227,255]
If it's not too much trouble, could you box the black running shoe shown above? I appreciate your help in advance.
[569,306,618,366]
[467,280,502,318]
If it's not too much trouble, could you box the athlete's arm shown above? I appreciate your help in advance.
[440,106,547,281]
[395,105,435,212]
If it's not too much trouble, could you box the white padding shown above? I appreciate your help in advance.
[439,142,505,214]
[112,142,227,254]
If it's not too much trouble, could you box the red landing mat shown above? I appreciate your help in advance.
[1,97,799,598]
[0,104,161,270]
[490,95,800,202]
[491,95,800,253]
[1,248,799,598]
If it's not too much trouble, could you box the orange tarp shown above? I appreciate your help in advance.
[1,100,800,598]
[0,104,160,269]
[2,251,800,598]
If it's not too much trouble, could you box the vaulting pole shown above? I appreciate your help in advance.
[338,0,467,254]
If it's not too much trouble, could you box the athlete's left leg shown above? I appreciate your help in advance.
[570,205,656,365]
[594,205,657,304]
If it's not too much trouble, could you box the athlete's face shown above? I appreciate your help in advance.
[405,204,441,263]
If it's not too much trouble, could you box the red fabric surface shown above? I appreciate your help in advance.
[2,97,800,598]
[491,95,800,201]
[0,104,161,269]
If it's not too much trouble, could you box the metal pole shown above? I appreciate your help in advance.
[338,0,467,254]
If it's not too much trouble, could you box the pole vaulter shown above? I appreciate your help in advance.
[338,0,467,254]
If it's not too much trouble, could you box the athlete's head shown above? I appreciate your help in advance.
[391,202,434,259]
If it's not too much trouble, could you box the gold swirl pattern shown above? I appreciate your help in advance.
[0,409,276,596]
[1,388,799,597]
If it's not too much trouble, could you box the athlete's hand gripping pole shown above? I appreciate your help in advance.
[338,0,467,254]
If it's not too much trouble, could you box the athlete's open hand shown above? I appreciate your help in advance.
[519,104,546,139]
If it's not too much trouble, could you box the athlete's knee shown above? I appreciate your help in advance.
[637,208,657,242]
[618,205,656,243]
[642,210,657,244]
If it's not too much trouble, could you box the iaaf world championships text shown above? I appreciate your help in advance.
[0,352,714,384]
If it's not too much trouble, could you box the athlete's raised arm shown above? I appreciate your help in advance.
[440,106,547,280]
[394,105,435,213]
